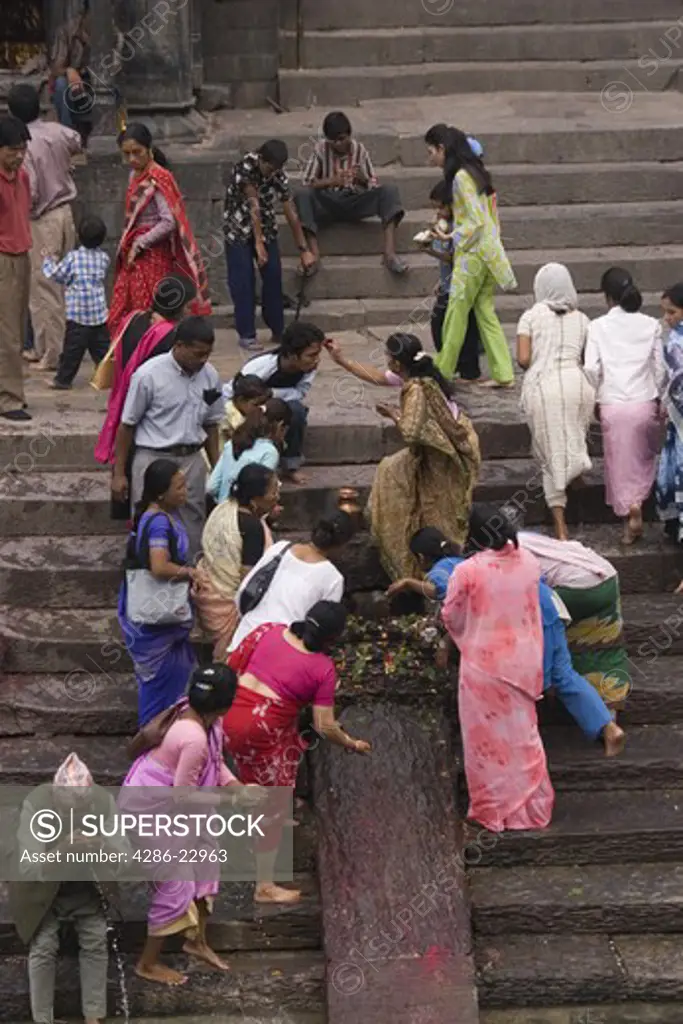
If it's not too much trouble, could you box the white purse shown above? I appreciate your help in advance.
[125,513,192,626]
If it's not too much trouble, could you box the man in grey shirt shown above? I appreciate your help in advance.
[112,316,224,560]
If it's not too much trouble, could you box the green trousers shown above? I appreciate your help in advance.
[435,252,514,384]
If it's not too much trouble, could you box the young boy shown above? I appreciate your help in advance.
[423,180,481,381]
[222,321,325,484]
[223,139,314,354]
[296,110,407,274]
[42,214,110,390]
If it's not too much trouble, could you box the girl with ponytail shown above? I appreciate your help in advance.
[424,124,516,386]
[223,600,370,905]
[584,267,667,545]
[108,122,210,339]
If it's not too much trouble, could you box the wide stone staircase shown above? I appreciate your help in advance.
[4,0,683,1019]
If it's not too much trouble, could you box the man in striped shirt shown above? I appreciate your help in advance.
[296,111,407,275]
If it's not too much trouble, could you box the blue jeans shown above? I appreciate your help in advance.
[225,238,285,343]
[543,619,612,740]
[52,76,74,127]
[282,400,308,471]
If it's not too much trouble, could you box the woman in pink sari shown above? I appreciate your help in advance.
[121,664,242,987]
[442,503,554,832]
[95,273,197,517]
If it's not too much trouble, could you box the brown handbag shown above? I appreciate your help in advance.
[127,702,186,760]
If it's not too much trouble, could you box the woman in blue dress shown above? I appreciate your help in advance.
[656,283,683,565]
[118,458,197,725]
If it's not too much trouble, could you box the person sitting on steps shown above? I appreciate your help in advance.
[295,110,408,277]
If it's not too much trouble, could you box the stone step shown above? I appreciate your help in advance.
[474,933,683,1009]
[279,245,683,302]
[0,454,634,538]
[292,0,682,29]
[475,789,683,868]
[3,521,682,609]
[281,21,679,69]
[2,650,679,740]
[0,878,319,956]
[0,950,324,1022]
[278,201,683,257]
[279,59,683,109]
[230,92,683,166]
[471,862,683,936]
[481,1006,683,1024]
[214,291,666,335]
[296,163,683,211]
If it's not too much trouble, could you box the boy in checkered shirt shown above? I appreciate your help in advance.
[42,214,110,389]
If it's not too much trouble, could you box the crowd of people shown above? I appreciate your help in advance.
[6,85,683,1021]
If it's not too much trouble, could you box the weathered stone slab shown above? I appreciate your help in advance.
[0,950,325,1021]
[0,878,319,955]
[471,862,683,935]
[279,59,683,110]
[474,789,683,868]
[476,933,683,1008]
[296,0,683,29]
[312,705,479,1024]
[287,22,683,70]
[481,1005,683,1024]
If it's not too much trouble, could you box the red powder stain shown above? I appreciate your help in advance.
[422,945,449,974]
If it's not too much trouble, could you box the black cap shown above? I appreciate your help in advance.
[0,117,30,147]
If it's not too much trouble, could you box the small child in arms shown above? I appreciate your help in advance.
[415,181,481,381]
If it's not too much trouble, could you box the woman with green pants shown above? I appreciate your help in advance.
[425,126,517,386]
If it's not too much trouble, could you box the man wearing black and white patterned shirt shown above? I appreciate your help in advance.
[223,139,314,354]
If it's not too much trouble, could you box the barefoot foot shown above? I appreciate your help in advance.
[675,580,683,595]
[283,469,308,485]
[602,721,626,758]
[183,939,230,971]
[255,883,302,904]
[135,962,188,986]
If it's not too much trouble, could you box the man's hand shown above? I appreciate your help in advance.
[66,67,83,89]
[112,473,129,503]
[255,240,268,268]
[300,249,316,271]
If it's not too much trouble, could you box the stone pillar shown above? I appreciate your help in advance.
[112,0,204,139]
[87,0,119,138]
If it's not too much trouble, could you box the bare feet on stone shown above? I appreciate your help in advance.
[183,938,230,971]
[602,721,626,757]
[622,505,643,546]
[135,962,188,986]
[255,883,302,904]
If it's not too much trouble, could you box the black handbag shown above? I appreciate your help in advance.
[239,543,292,616]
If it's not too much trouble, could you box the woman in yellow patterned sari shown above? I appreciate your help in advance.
[368,333,481,579]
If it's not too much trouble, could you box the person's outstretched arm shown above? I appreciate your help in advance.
[324,339,388,385]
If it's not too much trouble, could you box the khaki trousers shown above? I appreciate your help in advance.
[0,251,30,413]
[30,203,76,368]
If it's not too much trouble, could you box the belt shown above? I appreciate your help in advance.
[145,444,203,457]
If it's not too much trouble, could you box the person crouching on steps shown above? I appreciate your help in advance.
[296,110,407,276]
[420,179,481,381]
[42,213,110,390]
[223,139,315,353]
[9,753,127,1024]
[222,321,325,485]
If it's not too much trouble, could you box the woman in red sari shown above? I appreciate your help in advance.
[223,601,371,904]
[108,123,210,339]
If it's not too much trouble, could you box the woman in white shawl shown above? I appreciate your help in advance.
[517,263,595,540]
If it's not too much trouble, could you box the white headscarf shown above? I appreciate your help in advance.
[533,262,578,313]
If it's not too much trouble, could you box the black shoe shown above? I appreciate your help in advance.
[49,380,72,390]
[1,408,32,421]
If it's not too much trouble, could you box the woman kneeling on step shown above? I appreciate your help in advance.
[122,664,245,986]
[223,601,371,904]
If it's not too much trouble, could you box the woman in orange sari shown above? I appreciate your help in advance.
[108,123,210,339]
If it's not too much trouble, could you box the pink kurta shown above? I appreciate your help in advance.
[442,543,554,832]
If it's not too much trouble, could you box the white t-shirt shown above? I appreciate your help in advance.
[229,541,344,651]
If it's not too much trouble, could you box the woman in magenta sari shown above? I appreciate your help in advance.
[441,503,554,833]
[121,664,240,987]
